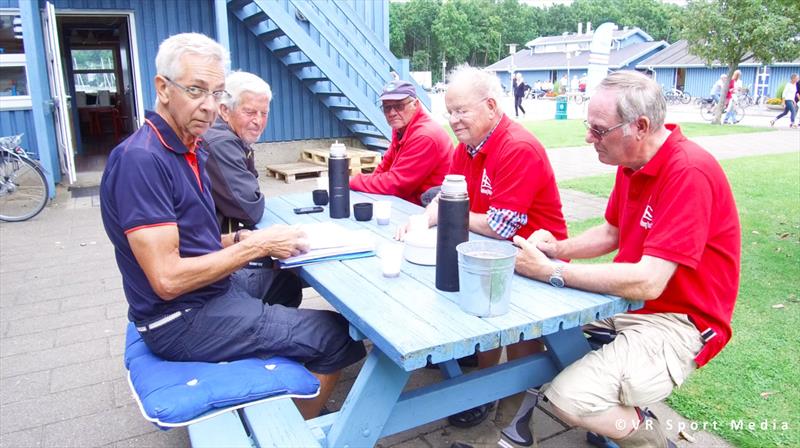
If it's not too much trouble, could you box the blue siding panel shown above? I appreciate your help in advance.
[0,0,19,7]
[682,67,728,98]
[766,66,800,98]
[0,110,39,159]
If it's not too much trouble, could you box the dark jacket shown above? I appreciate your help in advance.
[204,118,265,232]
[513,79,528,98]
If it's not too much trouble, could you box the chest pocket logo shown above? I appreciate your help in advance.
[480,169,493,195]
[640,204,654,229]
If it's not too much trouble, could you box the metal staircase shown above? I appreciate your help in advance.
[228,0,431,152]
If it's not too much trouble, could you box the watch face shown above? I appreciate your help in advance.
[549,276,565,288]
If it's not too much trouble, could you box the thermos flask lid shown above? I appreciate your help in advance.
[330,140,347,157]
[441,174,468,196]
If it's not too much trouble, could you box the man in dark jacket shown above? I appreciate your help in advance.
[205,71,302,305]
[512,73,528,118]
[205,71,269,233]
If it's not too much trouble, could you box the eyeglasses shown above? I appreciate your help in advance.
[164,76,228,102]
[444,97,489,120]
[583,120,631,141]
[380,99,415,114]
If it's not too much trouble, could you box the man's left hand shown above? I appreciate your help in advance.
[513,235,551,281]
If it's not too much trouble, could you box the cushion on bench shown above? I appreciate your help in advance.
[124,322,320,428]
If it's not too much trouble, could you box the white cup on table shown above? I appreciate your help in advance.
[380,242,404,278]
[374,201,392,225]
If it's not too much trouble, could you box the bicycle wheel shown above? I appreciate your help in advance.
[700,103,716,121]
[681,94,692,104]
[0,154,49,222]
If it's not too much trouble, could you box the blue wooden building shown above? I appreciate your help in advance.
[0,0,422,195]
[485,24,667,90]
[635,39,800,99]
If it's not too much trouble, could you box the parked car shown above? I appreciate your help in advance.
[432,82,447,94]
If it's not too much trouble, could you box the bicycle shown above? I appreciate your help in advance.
[0,134,49,222]
[699,97,744,124]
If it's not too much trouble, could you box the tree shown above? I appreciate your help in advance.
[678,0,800,123]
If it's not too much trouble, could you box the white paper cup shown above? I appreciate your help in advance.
[375,201,392,225]
[380,243,404,278]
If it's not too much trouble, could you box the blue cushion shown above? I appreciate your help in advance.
[124,322,320,427]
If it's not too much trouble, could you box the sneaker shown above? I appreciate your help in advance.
[448,402,495,428]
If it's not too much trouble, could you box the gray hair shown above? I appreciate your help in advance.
[447,64,504,102]
[155,33,230,80]
[220,71,273,110]
[598,70,666,131]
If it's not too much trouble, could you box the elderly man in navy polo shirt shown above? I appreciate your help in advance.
[99,33,365,419]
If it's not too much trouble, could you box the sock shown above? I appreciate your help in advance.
[499,389,540,446]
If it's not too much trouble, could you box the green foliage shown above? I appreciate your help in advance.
[776,82,787,99]
[678,0,800,100]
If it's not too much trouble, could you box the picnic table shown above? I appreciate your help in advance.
[191,191,640,447]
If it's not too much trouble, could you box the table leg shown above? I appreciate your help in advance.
[326,349,410,448]
[541,326,592,370]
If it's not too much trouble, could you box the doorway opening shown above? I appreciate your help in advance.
[56,14,139,183]
[676,68,686,91]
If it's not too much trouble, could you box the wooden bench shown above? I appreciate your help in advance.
[265,162,328,183]
[301,148,382,176]
[188,397,322,448]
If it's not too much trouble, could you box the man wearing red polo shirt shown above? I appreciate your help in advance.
[410,64,567,429]
[350,80,452,205]
[511,71,741,448]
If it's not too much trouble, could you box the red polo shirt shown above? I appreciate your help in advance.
[605,124,741,367]
[350,107,453,205]
[449,114,567,240]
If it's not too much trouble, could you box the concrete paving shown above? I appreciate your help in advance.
[1,121,797,447]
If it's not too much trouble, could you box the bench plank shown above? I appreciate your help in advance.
[187,410,251,448]
[241,398,321,448]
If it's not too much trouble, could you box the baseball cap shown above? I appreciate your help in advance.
[380,80,417,101]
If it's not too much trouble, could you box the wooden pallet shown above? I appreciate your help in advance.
[301,148,382,176]
[265,162,328,183]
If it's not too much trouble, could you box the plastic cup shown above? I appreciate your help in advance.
[380,243,404,278]
[375,201,392,225]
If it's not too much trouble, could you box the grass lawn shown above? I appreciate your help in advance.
[561,153,800,447]
[441,120,773,149]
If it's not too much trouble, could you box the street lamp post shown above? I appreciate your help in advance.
[442,58,447,84]
[508,43,517,90]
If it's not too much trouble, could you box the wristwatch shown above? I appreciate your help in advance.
[548,264,565,288]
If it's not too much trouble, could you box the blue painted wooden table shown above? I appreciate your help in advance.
[253,191,640,447]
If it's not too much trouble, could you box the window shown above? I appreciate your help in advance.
[0,11,31,110]
[72,49,117,93]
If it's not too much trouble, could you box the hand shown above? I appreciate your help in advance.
[246,225,310,259]
[528,229,559,258]
[513,235,551,281]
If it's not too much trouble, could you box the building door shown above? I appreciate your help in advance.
[676,68,686,91]
[42,2,77,184]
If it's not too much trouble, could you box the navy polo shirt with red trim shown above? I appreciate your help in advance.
[100,110,229,323]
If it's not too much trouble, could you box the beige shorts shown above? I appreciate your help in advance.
[542,313,704,417]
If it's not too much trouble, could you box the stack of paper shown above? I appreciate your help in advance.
[277,222,376,268]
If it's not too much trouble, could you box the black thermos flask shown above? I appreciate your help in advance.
[328,141,350,219]
[435,175,470,292]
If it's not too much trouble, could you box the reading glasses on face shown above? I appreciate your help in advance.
[164,76,228,102]
[583,120,631,141]
[444,96,489,120]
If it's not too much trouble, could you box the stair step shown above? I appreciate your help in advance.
[295,67,328,83]
[360,137,390,150]
[227,0,251,10]
[337,114,371,125]
[273,45,300,58]
[322,97,358,110]
[353,128,385,139]
[257,26,284,42]
[283,54,315,69]
[242,10,267,28]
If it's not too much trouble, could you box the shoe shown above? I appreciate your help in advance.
[770,119,775,127]
[586,432,620,448]
[448,401,495,428]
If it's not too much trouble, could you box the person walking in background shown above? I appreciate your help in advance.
[723,70,742,124]
[770,73,798,128]
[710,73,727,103]
[513,73,529,118]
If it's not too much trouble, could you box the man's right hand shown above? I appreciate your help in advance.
[529,229,559,258]
[246,225,309,259]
